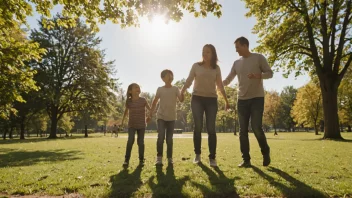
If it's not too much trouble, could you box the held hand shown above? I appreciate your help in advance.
[179,94,184,102]
[146,116,151,123]
[247,73,262,79]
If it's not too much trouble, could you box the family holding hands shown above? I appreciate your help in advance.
[121,37,273,168]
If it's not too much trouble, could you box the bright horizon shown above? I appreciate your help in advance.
[27,1,310,95]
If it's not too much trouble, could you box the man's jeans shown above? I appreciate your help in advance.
[237,97,270,161]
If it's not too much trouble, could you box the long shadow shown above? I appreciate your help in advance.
[109,164,143,198]
[0,135,98,145]
[0,149,81,167]
[148,164,190,198]
[190,163,240,198]
[251,166,328,197]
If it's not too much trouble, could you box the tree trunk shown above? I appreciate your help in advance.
[48,107,58,139]
[348,125,351,132]
[320,80,342,139]
[314,125,319,135]
[274,124,278,136]
[84,125,88,137]
[340,123,344,132]
[2,126,8,140]
[20,122,25,140]
[9,127,13,139]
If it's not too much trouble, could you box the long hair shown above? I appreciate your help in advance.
[200,44,219,69]
[126,83,139,100]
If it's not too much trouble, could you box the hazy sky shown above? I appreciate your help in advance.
[27,1,310,95]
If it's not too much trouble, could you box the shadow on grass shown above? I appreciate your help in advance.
[109,164,143,198]
[190,163,240,198]
[0,135,99,145]
[148,164,190,198]
[267,137,352,142]
[0,149,82,167]
[252,166,328,198]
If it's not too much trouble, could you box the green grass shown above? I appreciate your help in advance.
[0,132,352,197]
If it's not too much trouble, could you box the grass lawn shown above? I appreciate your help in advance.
[0,132,351,197]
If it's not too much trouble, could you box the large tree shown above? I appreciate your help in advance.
[243,0,352,139]
[30,16,116,138]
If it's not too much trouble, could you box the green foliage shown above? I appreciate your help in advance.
[30,15,116,137]
[278,86,297,131]
[3,0,222,31]
[0,23,45,119]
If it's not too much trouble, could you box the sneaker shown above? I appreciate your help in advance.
[168,158,173,164]
[263,155,271,166]
[193,154,201,164]
[123,161,129,167]
[209,158,217,167]
[238,161,251,168]
[155,156,163,165]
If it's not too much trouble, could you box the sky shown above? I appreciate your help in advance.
[27,1,310,95]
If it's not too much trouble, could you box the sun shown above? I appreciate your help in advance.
[150,15,169,34]
[139,14,178,47]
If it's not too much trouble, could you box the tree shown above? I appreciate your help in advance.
[264,91,282,135]
[0,23,44,119]
[30,16,115,138]
[175,79,192,131]
[217,85,238,133]
[27,110,49,137]
[338,67,352,131]
[243,0,352,139]
[279,86,298,131]
[291,82,323,135]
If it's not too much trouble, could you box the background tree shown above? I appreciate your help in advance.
[291,82,323,135]
[264,91,282,135]
[243,0,352,139]
[279,86,298,132]
[30,16,115,138]
[175,79,192,131]
[338,67,352,132]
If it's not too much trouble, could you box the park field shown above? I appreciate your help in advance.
[0,132,351,197]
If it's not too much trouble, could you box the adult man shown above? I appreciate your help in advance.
[223,37,273,167]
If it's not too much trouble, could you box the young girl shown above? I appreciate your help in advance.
[122,83,151,166]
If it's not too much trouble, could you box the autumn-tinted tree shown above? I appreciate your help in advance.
[264,91,282,135]
[291,82,323,135]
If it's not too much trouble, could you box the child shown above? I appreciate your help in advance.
[150,70,184,165]
[122,83,151,166]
